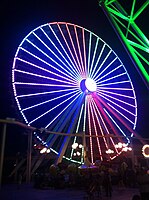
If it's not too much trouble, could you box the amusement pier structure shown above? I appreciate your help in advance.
[0,0,149,186]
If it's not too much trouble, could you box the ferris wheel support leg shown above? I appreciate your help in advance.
[0,123,7,189]
[26,131,32,184]
[55,136,71,164]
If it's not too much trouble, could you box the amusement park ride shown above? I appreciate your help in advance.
[0,0,149,185]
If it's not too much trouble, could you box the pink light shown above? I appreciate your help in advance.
[93,93,144,144]
[47,24,81,80]
[92,98,119,157]
[74,25,85,75]
[91,99,109,151]
[33,31,80,80]
[90,100,103,161]
[82,28,87,76]
[57,23,82,75]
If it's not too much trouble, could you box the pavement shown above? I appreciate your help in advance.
[0,183,140,200]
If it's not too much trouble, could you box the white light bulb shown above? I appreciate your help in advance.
[85,78,97,92]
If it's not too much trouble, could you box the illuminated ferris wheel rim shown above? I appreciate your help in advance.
[12,21,138,163]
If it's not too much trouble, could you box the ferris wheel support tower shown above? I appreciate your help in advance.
[99,0,149,88]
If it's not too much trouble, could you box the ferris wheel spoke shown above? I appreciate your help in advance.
[48,24,81,80]
[87,32,92,77]
[94,94,139,140]
[14,81,78,88]
[22,89,80,111]
[92,98,119,153]
[92,97,121,143]
[82,28,87,77]
[97,92,136,120]
[46,94,85,157]
[91,98,112,156]
[106,102,136,125]
[88,37,99,77]
[19,47,77,83]
[95,64,122,83]
[40,26,80,80]
[90,99,103,161]
[45,92,83,129]
[56,23,82,76]
[74,25,86,75]
[48,94,84,134]
[57,95,85,163]
[15,57,77,85]
[17,88,77,98]
[25,39,78,81]
[94,57,118,82]
[14,69,78,86]
[104,108,130,143]
[28,90,81,125]
[96,72,127,85]
[92,49,112,80]
[97,89,136,100]
[65,23,84,75]
[32,31,79,80]
[70,104,84,159]
[87,97,94,164]
[97,90,136,108]
[97,86,134,91]
[91,99,109,151]
[92,98,119,156]
[99,80,130,87]
[90,43,106,78]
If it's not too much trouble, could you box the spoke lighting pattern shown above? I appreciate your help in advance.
[12,22,138,164]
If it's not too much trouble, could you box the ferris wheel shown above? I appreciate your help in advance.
[12,22,137,164]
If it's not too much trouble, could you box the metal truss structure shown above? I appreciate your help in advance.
[99,0,149,88]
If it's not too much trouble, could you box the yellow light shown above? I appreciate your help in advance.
[79,144,83,148]
[47,149,50,153]
[142,144,149,158]
[72,143,78,149]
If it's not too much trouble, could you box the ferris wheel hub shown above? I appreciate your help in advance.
[80,78,97,92]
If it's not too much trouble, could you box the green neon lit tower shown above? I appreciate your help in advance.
[99,0,149,88]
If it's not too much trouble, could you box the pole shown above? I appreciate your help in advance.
[26,131,32,183]
[131,137,135,169]
[0,123,7,189]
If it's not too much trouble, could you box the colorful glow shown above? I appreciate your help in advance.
[12,22,139,164]
[100,0,149,88]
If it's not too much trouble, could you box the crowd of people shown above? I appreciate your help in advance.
[32,160,149,199]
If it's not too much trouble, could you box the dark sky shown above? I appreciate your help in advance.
[0,0,149,140]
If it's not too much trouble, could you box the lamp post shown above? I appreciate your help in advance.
[115,142,132,152]
[26,130,32,184]
[0,123,7,189]
[72,142,83,159]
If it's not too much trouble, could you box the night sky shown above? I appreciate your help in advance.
[0,0,149,155]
